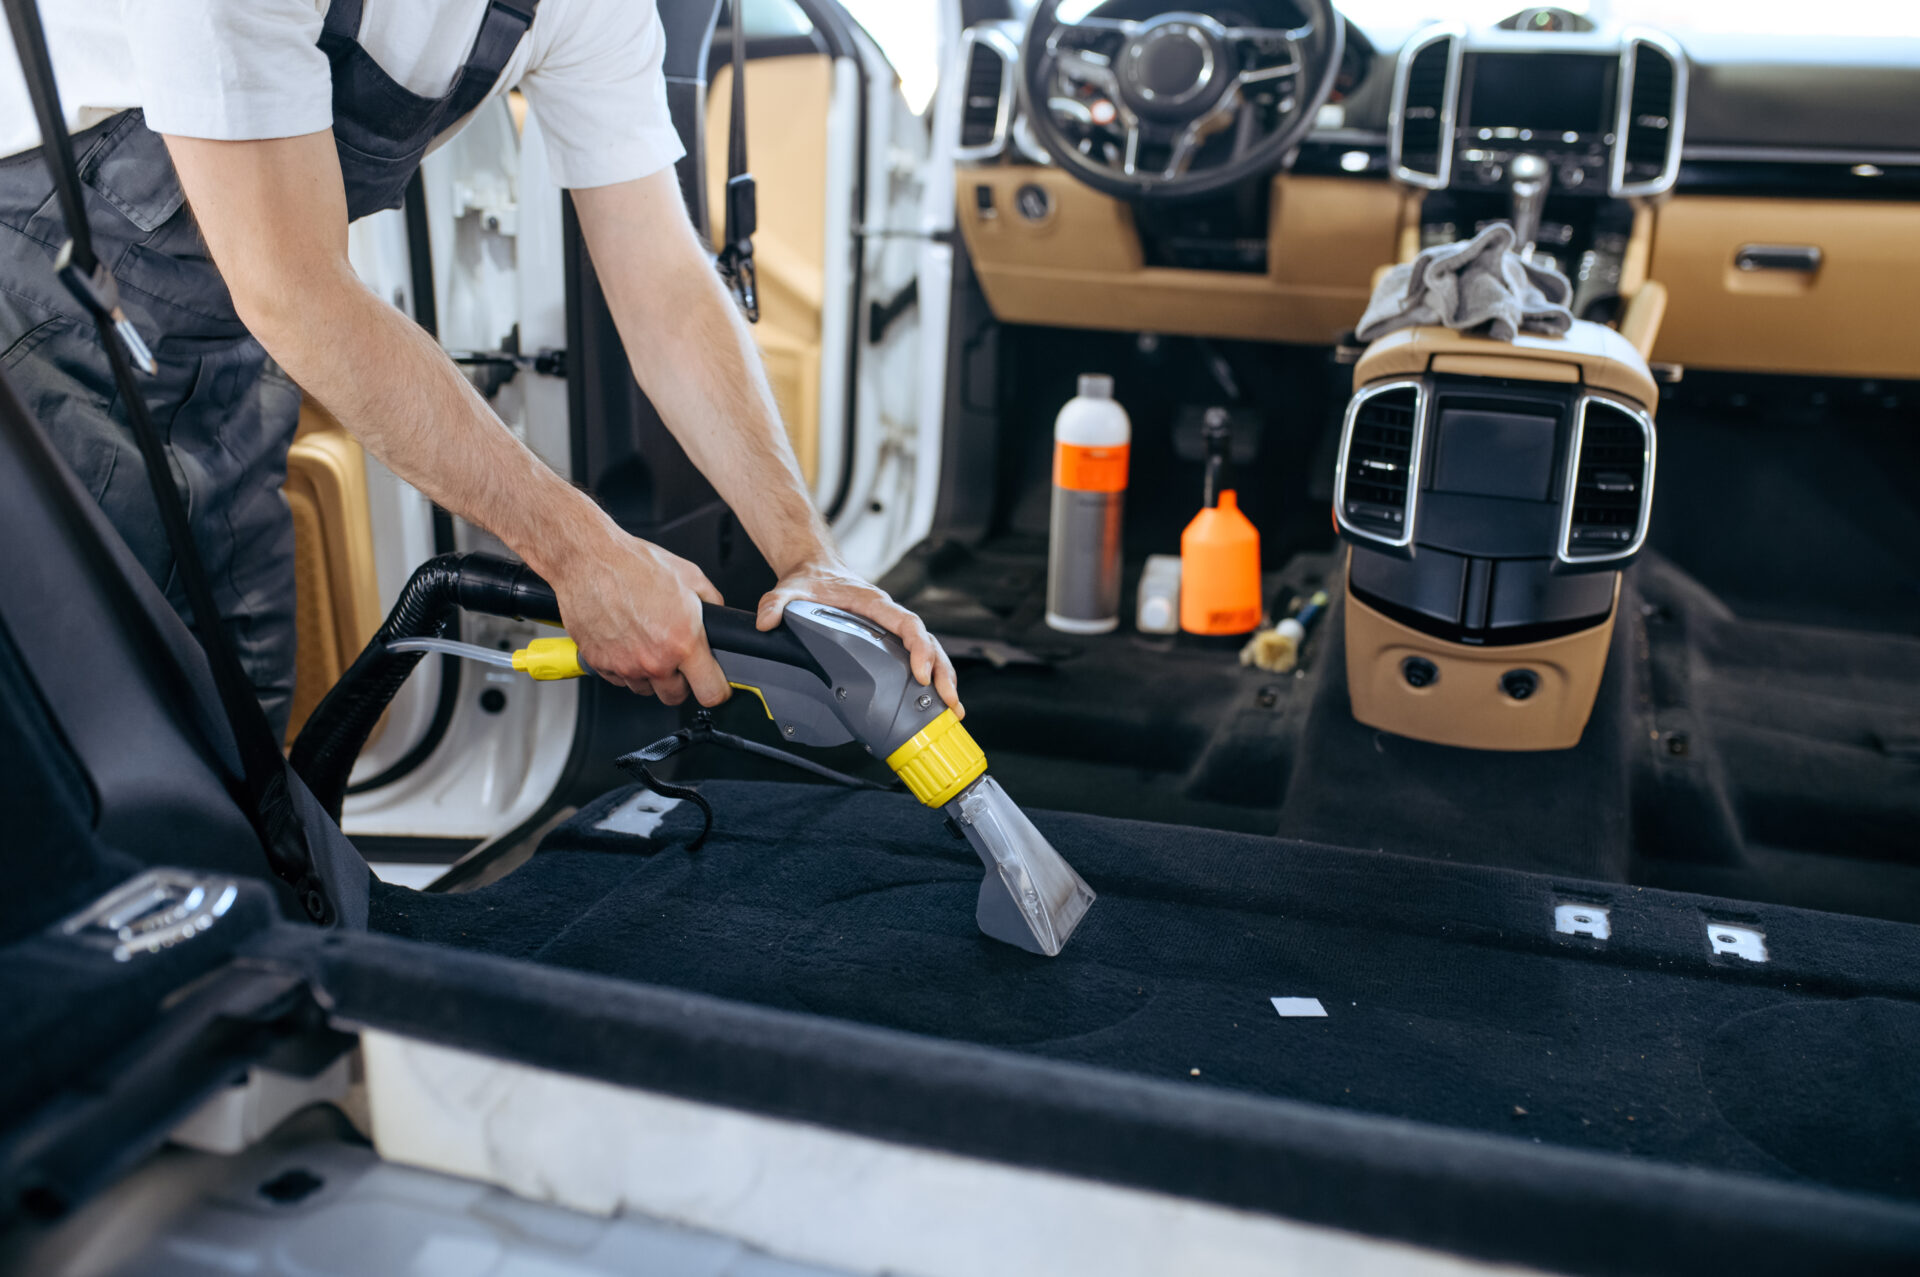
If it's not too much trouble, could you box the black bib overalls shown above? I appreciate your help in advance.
[0,0,540,737]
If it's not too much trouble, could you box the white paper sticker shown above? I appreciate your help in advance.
[594,789,682,837]
[1270,997,1328,1018]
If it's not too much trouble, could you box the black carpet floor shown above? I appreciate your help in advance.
[872,542,1920,919]
[372,779,1920,1206]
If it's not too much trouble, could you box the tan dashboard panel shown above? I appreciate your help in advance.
[957,169,1413,345]
[1650,197,1920,379]
[1354,320,1659,408]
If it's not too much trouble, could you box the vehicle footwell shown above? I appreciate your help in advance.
[869,538,1920,921]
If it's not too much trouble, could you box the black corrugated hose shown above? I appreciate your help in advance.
[290,552,561,820]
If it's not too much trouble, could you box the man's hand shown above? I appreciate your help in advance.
[573,171,963,719]
[758,556,961,719]
[551,528,732,707]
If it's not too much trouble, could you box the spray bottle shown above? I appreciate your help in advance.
[1047,374,1130,633]
[1180,408,1262,636]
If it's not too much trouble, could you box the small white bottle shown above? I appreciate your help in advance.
[1136,555,1182,635]
[1047,374,1131,633]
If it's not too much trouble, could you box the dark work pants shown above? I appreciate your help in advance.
[0,112,299,737]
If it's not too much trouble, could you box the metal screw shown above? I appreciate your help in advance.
[835,686,848,700]
[783,724,796,737]
[916,693,933,710]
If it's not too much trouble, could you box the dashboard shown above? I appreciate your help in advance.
[952,6,1920,377]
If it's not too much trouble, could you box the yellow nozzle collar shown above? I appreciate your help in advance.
[885,708,987,808]
[512,636,586,681]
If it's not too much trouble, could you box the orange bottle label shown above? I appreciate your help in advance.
[1054,442,1130,493]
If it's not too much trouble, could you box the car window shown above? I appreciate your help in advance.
[730,0,815,39]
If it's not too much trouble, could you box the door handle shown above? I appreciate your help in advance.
[1735,244,1822,273]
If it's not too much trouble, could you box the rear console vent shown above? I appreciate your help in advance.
[957,29,1013,158]
[1611,33,1686,195]
[1338,381,1428,549]
[1561,395,1656,563]
[1390,27,1461,188]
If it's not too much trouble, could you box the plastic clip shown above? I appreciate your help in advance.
[54,240,157,374]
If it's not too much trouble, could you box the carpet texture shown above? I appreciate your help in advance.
[371,779,1920,1205]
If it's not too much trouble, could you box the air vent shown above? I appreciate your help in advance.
[1612,34,1686,195]
[957,31,1011,157]
[1339,382,1426,548]
[1561,397,1655,562]
[1391,29,1459,188]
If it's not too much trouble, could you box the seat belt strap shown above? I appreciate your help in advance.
[3,0,337,925]
[716,3,759,322]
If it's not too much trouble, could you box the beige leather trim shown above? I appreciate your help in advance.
[1353,319,1658,406]
[708,56,833,485]
[1428,353,1580,383]
[1649,196,1920,378]
[285,401,384,744]
[957,170,1416,344]
[1344,568,1618,752]
[1617,279,1667,361]
[1618,205,1653,299]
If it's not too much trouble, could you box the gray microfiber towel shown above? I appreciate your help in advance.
[1356,221,1573,343]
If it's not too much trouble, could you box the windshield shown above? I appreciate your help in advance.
[1050,0,1920,38]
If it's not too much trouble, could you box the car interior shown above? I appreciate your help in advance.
[4,1,1919,1274]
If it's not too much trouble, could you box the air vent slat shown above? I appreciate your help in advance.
[1395,38,1454,181]
[1620,43,1679,187]
[1565,402,1651,557]
[959,40,1008,151]
[1343,388,1420,539]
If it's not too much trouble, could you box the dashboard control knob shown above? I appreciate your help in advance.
[1015,183,1054,224]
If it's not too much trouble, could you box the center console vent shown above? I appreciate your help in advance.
[1611,31,1687,196]
[1560,394,1656,564]
[1337,380,1428,551]
[956,28,1015,160]
[1390,25,1462,189]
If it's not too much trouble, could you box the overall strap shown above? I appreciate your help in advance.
[443,0,540,123]
[321,0,364,42]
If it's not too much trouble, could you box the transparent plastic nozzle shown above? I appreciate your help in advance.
[946,775,1096,957]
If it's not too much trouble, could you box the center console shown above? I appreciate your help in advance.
[1390,25,1686,313]
[1332,322,1658,751]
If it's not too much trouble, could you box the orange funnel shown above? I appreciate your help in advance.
[1180,489,1262,636]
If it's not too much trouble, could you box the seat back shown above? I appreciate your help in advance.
[0,370,369,926]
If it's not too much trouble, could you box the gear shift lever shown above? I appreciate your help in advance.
[1508,153,1551,261]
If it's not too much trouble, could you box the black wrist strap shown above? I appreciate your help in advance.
[4,0,335,924]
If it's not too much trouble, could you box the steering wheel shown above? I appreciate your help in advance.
[1018,1,1344,201]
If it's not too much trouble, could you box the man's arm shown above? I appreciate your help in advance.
[163,130,731,706]
[570,172,959,714]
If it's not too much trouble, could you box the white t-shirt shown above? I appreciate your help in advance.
[0,0,686,190]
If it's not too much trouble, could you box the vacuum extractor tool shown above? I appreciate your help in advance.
[691,600,1097,957]
[307,553,1095,957]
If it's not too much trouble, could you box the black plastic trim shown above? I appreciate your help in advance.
[1349,578,1613,647]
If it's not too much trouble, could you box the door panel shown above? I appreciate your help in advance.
[706,54,836,486]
